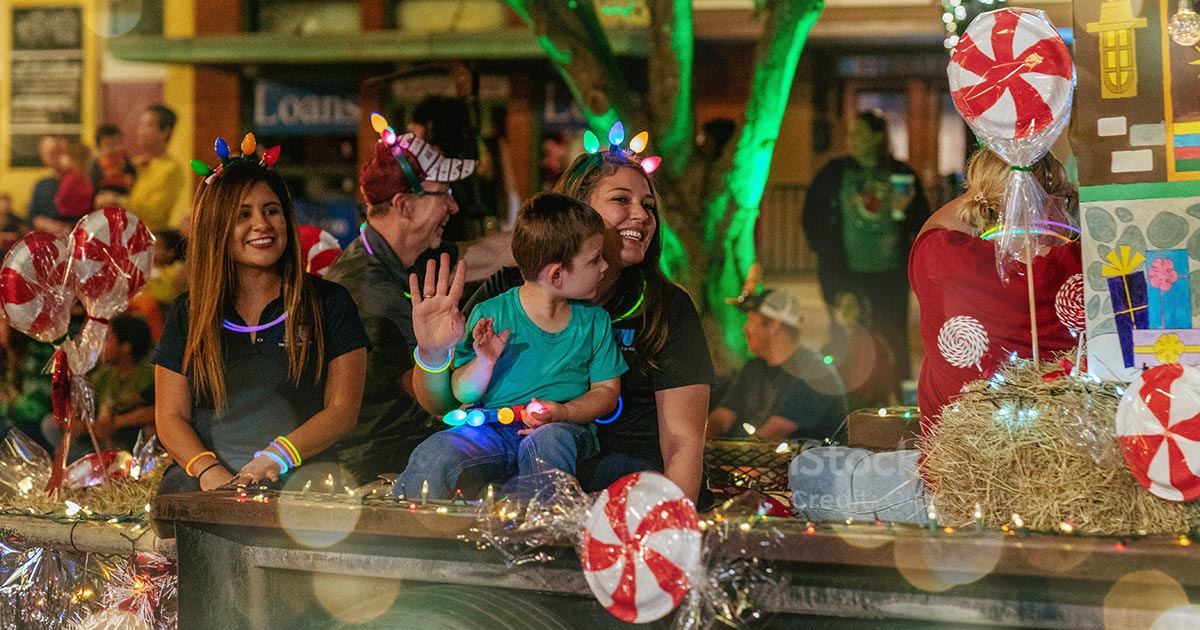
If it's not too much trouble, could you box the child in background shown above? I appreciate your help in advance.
[55,140,94,220]
[88,314,156,451]
[90,124,136,198]
[825,290,896,410]
[396,192,627,499]
[41,314,156,455]
[143,230,186,306]
[129,230,186,341]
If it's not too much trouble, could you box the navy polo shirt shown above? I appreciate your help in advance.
[152,275,368,471]
[322,225,459,482]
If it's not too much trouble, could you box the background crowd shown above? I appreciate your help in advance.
[0,96,1013,509]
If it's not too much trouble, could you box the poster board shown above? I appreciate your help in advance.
[1074,0,1200,380]
[8,6,84,167]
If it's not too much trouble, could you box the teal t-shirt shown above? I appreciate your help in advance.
[455,287,628,409]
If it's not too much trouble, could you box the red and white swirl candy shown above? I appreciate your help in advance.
[299,225,342,278]
[1055,273,1086,333]
[0,232,74,342]
[70,207,155,319]
[938,315,990,371]
[1117,364,1200,501]
[948,8,1073,146]
[580,472,702,623]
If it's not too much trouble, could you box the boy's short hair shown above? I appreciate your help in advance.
[147,104,176,133]
[95,124,121,145]
[512,192,605,281]
[110,313,153,362]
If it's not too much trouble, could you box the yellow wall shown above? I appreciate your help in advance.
[0,0,99,217]
[163,0,195,225]
[0,0,196,222]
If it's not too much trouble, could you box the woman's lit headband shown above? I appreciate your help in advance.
[369,112,478,195]
[190,133,281,183]
[584,121,661,174]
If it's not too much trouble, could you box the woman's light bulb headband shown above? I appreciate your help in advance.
[191,133,281,183]
[369,112,478,195]
[584,121,662,174]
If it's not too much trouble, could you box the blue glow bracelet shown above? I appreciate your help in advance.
[255,450,289,474]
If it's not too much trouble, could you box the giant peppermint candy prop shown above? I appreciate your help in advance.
[579,472,702,623]
[71,207,155,319]
[299,225,342,278]
[1116,364,1200,502]
[949,8,1073,143]
[0,232,74,342]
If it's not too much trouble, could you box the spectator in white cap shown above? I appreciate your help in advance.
[706,288,848,442]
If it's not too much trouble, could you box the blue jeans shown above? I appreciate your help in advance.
[789,446,927,524]
[395,422,595,499]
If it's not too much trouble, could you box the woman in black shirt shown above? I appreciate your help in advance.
[411,149,713,502]
[154,152,367,493]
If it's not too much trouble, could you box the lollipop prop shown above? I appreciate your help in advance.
[59,207,155,489]
[580,472,702,623]
[948,8,1076,365]
[0,209,154,493]
[0,232,74,344]
[298,225,342,278]
[1055,274,1087,374]
[1116,364,1200,502]
[0,232,85,491]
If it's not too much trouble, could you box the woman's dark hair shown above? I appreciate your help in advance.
[555,151,675,366]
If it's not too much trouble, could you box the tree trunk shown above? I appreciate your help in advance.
[510,0,824,362]
[504,0,634,132]
[703,0,823,357]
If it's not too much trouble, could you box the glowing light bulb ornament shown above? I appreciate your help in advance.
[1170,0,1200,46]
[192,133,280,179]
[442,409,467,427]
[371,112,388,134]
[584,130,601,154]
[583,121,661,175]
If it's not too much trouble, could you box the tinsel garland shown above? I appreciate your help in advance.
[0,450,175,629]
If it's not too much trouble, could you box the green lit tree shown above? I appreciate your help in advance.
[507,0,824,357]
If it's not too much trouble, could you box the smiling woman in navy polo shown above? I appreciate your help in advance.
[153,147,367,494]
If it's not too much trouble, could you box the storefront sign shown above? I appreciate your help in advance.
[9,6,84,167]
[253,80,358,135]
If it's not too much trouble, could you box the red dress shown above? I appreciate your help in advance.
[908,228,1081,434]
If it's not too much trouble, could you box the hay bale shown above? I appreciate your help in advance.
[921,359,1200,535]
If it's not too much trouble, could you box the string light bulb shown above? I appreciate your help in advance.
[1170,0,1200,46]
[370,112,388,133]
[608,121,625,146]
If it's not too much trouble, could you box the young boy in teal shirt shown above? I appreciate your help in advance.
[396,193,627,499]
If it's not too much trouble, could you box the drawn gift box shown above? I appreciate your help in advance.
[1146,250,1191,330]
[1133,329,1200,367]
[1102,246,1149,368]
